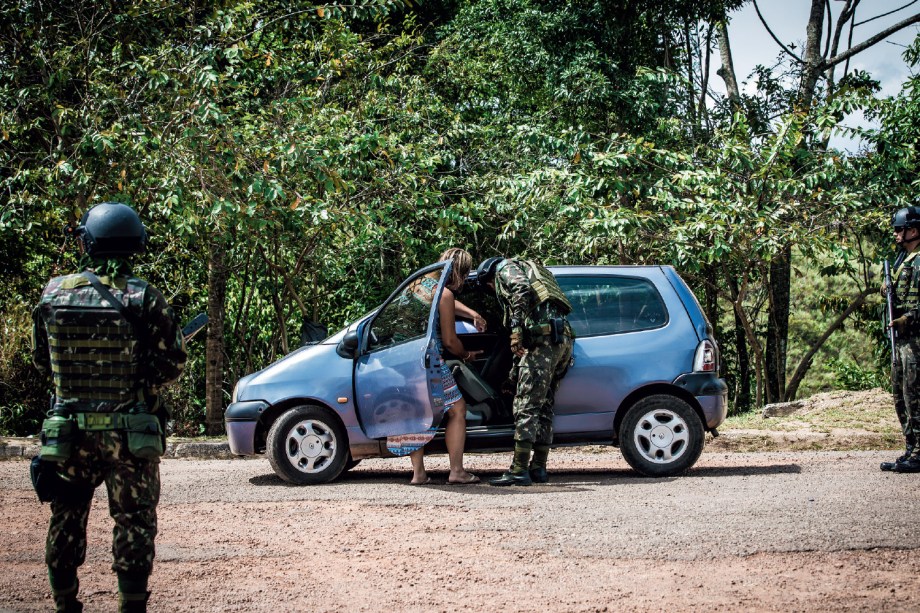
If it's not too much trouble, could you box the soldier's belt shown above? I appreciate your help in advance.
[74,412,132,431]
[526,322,574,337]
[526,318,574,344]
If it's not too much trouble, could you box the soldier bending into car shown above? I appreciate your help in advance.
[476,256,574,486]
[31,202,187,612]
[883,205,920,474]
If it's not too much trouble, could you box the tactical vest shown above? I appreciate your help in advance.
[515,259,573,315]
[894,252,920,312]
[38,274,147,410]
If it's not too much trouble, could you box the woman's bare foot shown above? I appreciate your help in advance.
[447,471,480,485]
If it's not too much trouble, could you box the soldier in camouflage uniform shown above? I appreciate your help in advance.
[31,203,187,612]
[884,206,920,473]
[476,257,574,486]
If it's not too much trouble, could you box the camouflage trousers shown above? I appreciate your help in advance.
[46,429,160,576]
[510,334,574,445]
[894,339,920,455]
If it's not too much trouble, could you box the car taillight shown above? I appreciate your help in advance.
[693,340,716,372]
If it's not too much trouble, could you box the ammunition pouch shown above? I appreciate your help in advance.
[124,413,164,460]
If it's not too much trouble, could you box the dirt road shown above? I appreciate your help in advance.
[2,448,919,612]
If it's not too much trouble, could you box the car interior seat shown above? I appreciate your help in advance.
[446,361,502,426]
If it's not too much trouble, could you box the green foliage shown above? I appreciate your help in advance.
[829,357,889,392]
[0,303,47,436]
[1,1,916,432]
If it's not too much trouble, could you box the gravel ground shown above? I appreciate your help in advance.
[2,446,919,612]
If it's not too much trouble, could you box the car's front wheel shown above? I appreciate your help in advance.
[267,405,349,484]
[619,395,704,477]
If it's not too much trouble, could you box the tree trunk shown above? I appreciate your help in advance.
[714,20,741,110]
[727,272,765,409]
[785,287,873,400]
[797,0,827,106]
[733,305,752,413]
[726,276,751,413]
[763,0,824,404]
[765,246,791,404]
[205,244,228,435]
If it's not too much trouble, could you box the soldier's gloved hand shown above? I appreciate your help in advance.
[890,315,910,334]
[880,282,888,297]
[510,329,526,357]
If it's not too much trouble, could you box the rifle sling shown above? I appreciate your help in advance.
[81,271,144,339]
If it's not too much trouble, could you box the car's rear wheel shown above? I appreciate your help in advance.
[267,405,349,484]
[619,395,704,477]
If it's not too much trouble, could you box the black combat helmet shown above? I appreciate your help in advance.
[892,206,920,230]
[476,257,504,284]
[75,202,148,257]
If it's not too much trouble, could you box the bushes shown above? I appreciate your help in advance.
[0,303,48,436]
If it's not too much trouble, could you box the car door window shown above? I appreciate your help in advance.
[557,275,668,336]
[367,268,444,352]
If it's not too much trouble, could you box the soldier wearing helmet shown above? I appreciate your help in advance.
[476,256,574,486]
[31,203,187,611]
[884,205,920,473]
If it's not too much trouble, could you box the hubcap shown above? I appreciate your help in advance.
[285,419,336,473]
[633,408,689,464]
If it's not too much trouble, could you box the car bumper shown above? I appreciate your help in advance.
[672,373,728,430]
[225,400,270,456]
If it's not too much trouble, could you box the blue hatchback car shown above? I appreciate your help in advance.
[225,262,728,484]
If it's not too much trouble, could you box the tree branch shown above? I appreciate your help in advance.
[825,11,920,69]
[854,0,918,26]
[753,0,805,64]
[825,0,857,86]
[784,287,874,400]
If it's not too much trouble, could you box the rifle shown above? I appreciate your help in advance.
[884,260,897,366]
[182,313,208,341]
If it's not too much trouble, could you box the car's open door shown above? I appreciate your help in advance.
[353,261,450,440]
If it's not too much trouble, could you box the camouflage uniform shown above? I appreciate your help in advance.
[494,259,574,445]
[891,250,920,460]
[32,264,186,609]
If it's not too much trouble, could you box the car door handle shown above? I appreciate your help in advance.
[424,354,431,369]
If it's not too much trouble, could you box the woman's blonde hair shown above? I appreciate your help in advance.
[438,247,473,290]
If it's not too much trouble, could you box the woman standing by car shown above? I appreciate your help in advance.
[387,248,484,484]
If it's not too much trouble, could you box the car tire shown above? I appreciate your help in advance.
[619,395,704,477]
[267,405,349,484]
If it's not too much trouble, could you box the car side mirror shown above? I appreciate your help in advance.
[336,329,360,359]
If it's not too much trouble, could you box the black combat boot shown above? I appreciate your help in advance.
[118,591,150,613]
[52,588,83,613]
[489,441,533,486]
[880,445,914,471]
[892,455,920,473]
[50,569,82,612]
[117,570,150,612]
[529,443,551,483]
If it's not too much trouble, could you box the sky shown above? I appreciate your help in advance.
[713,0,920,152]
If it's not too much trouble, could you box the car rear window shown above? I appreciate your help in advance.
[557,275,668,337]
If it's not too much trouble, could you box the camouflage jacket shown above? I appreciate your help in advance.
[32,270,187,413]
[494,259,567,333]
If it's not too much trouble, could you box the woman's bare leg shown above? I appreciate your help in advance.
[409,448,428,484]
[445,399,477,482]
